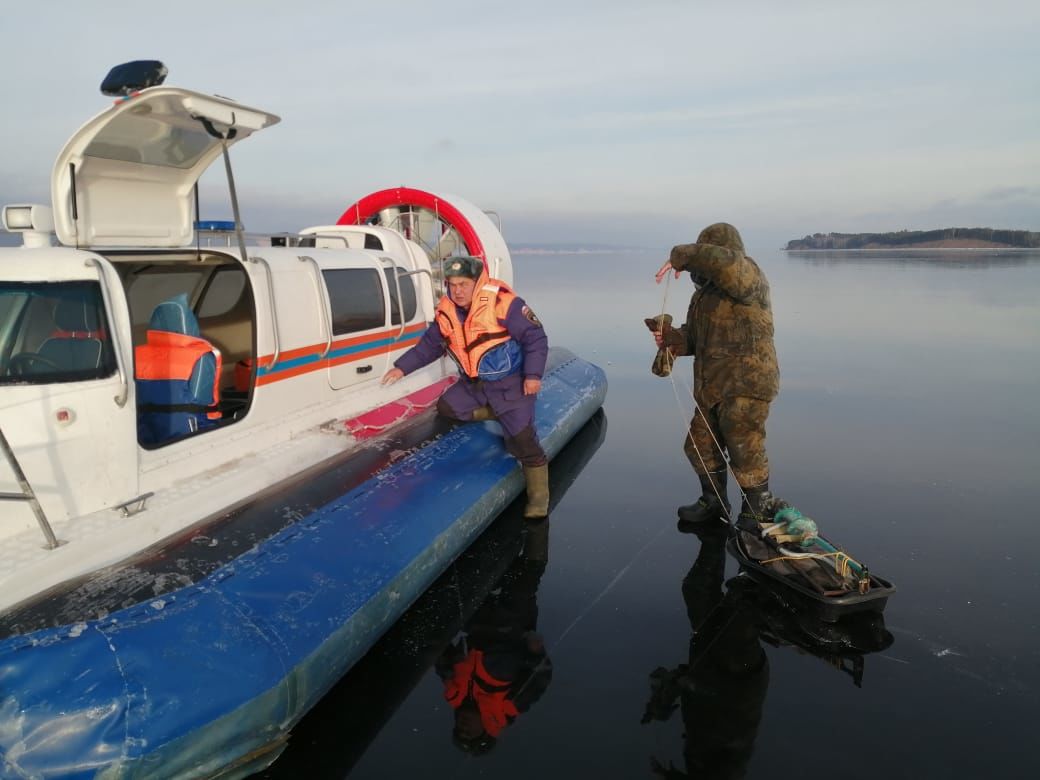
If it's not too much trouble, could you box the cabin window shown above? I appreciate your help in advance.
[0,281,116,384]
[323,269,385,335]
[124,267,210,331]
[384,268,417,325]
[197,268,247,318]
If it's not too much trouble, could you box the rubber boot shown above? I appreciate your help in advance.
[523,464,550,519]
[471,405,496,421]
[677,470,730,532]
[737,482,772,530]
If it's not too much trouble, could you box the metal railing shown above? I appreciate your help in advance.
[85,257,129,407]
[0,426,62,549]
[299,255,332,358]
[248,255,281,369]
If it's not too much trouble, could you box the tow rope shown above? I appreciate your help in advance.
[653,268,873,595]
[750,505,870,592]
[654,269,749,517]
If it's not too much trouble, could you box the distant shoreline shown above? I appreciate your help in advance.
[786,243,1037,251]
[785,228,1039,251]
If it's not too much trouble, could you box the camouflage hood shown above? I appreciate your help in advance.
[696,223,745,255]
[664,224,779,407]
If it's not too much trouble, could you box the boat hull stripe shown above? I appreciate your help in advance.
[255,323,426,386]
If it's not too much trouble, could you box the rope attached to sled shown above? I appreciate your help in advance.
[751,504,869,589]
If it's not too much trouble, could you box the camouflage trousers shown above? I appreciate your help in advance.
[683,396,770,488]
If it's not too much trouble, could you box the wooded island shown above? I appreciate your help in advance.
[786,228,1040,250]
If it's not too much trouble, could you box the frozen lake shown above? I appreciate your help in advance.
[262,246,1040,780]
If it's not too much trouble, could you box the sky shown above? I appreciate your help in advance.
[0,0,1037,250]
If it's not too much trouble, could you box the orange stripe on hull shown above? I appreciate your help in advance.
[254,323,428,386]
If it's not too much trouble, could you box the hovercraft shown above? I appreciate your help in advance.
[0,61,606,778]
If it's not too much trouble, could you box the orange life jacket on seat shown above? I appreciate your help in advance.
[135,331,222,418]
[435,268,519,379]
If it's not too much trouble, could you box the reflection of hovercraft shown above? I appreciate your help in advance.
[727,499,896,622]
[261,411,606,778]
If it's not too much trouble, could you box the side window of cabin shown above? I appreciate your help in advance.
[323,269,385,335]
[194,266,255,404]
[0,281,116,384]
[197,268,246,318]
[384,268,417,325]
[124,268,208,336]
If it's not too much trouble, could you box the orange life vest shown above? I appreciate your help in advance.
[444,649,520,737]
[136,330,222,418]
[435,270,518,379]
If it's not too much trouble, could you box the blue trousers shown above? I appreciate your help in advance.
[437,375,547,467]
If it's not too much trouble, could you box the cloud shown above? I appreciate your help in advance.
[1,1,1038,246]
[980,186,1036,202]
[429,138,456,154]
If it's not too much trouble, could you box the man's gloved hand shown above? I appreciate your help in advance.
[644,315,682,377]
[645,315,685,348]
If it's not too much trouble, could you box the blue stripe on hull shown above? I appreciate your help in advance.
[0,348,606,779]
[256,330,422,378]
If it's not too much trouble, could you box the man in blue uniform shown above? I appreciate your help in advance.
[383,256,550,517]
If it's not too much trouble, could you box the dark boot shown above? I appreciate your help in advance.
[471,405,496,421]
[523,464,550,519]
[738,482,772,529]
[522,518,549,563]
[681,527,728,626]
[677,470,730,531]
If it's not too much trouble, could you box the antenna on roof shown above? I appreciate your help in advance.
[100,60,168,97]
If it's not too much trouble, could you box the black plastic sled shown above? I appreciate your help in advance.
[727,522,896,623]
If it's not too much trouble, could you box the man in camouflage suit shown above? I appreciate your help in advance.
[653,223,779,530]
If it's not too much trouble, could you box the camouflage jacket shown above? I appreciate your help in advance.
[667,236,779,407]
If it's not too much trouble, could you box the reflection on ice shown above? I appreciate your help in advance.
[643,526,893,777]
[261,411,606,777]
